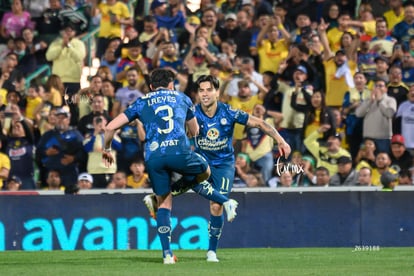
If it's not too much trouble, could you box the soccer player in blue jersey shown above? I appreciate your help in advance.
[102,69,212,264]
[191,75,291,262]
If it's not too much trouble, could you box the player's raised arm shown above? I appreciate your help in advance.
[246,115,291,158]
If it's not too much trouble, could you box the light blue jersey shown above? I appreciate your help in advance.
[194,102,249,166]
[124,89,195,160]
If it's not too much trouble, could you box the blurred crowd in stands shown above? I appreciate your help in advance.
[0,0,413,192]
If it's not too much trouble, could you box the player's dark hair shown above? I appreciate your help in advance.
[195,75,220,90]
[150,69,175,90]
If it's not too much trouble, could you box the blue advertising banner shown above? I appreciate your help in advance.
[0,189,413,251]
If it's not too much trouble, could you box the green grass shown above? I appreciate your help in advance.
[1,248,414,275]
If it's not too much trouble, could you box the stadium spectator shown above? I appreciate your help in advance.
[107,171,131,189]
[277,63,313,153]
[113,68,144,117]
[33,96,58,139]
[116,119,145,174]
[45,169,64,190]
[370,18,396,58]
[77,172,93,190]
[326,12,356,53]
[6,108,36,190]
[44,74,64,108]
[234,9,254,58]
[342,72,371,158]
[390,134,413,174]
[225,57,263,97]
[319,20,358,108]
[387,66,408,108]
[127,157,150,188]
[151,0,185,45]
[242,104,275,183]
[256,15,290,74]
[0,137,11,189]
[395,84,414,155]
[21,27,48,66]
[77,75,105,119]
[45,22,86,125]
[273,2,293,32]
[228,79,265,155]
[290,13,312,45]
[0,0,34,41]
[101,79,117,117]
[25,83,43,121]
[294,155,315,187]
[151,40,186,89]
[13,36,37,77]
[200,7,219,46]
[293,90,336,142]
[37,0,63,44]
[277,171,294,188]
[100,38,122,81]
[371,152,398,186]
[96,65,114,82]
[78,93,112,137]
[115,38,146,87]
[381,170,399,191]
[367,0,389,18]
[355,78,397,154]
[398,170,413,185]
[286,0,310,26]
[324,2,340,30]
[355,137,377,169]
[314,166,330,187]
[356,167,373,186]
[36,107,85,188]
[58,0,91,36]
[92,0,132,59]
[0,53,24,93]
[304,124,351,176]
[329,156,358,186]
[183,35,218,82]
[391,1,414,49]
[83,115,121,188]
[5,175,21,191]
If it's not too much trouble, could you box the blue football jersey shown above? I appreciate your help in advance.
[194,102,249,165]
[124,89,195,160]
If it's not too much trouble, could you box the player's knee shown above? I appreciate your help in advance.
[196,166,211,183]
[210,202,223,215]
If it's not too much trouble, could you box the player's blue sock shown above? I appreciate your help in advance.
[157,208,172,257]
[192,181,227,204]
[208,214,224,252]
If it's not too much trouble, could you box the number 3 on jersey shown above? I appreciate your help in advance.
[155,105,174,134]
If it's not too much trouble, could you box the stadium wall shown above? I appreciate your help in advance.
[0,187,413,251]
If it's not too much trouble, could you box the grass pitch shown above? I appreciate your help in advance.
[1,248,413,275]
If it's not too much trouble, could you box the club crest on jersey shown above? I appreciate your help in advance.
[207,128,219,140]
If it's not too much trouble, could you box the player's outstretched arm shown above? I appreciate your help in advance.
[103,113,130,166]
[246,115,291,159]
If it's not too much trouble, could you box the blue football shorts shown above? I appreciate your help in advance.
[209,162,235,197]
[146,152,209,196]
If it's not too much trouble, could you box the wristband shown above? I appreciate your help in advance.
[103,148,111,153]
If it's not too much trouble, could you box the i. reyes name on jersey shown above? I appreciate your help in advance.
[143,90,178,106]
